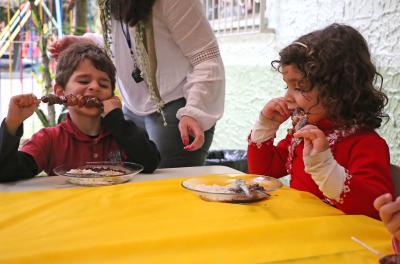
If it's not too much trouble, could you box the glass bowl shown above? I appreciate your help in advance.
[54,161,144,186]
[181,174,283,203]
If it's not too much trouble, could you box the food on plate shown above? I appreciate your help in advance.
[66,168,125,176]
[287,108,308,135]
[41,94,103,108]
[185,178,270,202]
[379,254,400,264]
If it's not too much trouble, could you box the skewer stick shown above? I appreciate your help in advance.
[351,236,385,258]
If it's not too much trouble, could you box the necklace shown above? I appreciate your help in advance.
[120,20,144,83]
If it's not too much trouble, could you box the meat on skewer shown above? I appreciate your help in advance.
[40,94,103,109]
[287,108,308,135]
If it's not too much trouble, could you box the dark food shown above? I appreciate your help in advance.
[41,94,103,109]
[379,255,400,264]
[288,108,308,135]
[229,183,266,194]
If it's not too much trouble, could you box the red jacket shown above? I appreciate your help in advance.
[248,119,394,219]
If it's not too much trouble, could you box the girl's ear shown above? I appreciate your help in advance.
[54,84,64,96]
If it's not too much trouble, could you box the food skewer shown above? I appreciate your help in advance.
[40,94,103,109]
[288,108,308,135]
[350,236,385,258]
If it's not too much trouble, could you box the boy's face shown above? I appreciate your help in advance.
[55,59,113,117]
[282,64,326,124]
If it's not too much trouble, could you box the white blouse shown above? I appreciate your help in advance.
[85,0,225,131]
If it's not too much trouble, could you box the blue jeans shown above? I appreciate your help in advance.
[123,98,215,168]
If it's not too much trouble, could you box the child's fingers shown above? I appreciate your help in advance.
[374,193,393,210]
[379,198,400,223]
[13,94,38,107]
[293,125,323,140]
[393,229,400,242]
[275,98,290,116]
[385,210,400,234]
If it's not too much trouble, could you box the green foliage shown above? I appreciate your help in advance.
[34,109,49,128]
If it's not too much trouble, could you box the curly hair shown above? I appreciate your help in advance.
[272,23,388,129]
[110,0,157,26]
[55,42,116,93]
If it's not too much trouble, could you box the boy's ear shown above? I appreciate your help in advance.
[53,84,64,96]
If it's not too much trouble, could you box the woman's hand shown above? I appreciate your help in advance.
[261,97,291,124]
[374,193,400,240]
[293,124,329,156]
[48,35,89,59]
[179,116,204,151]
[6,94,40,135]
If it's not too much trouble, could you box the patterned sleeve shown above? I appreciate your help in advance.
[160,0,225,131]
[247,133,291,178]
[326,133,393,219]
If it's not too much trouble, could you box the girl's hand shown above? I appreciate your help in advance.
[48,35,88,60]
[260,97,291,124]
[102,96,122,117]
[374,193,400,240]
[179,116,204,151]
[6,94,40,135]
[293,124,329,156]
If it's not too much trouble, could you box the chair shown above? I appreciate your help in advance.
[391,164,400,197]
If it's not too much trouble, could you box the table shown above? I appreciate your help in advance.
[0,165,241,192]
[0,166,393,263]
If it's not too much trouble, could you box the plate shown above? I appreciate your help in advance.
[181,174,283,203]
[54,161,144,186]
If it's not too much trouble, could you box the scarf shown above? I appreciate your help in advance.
[98,0,166,125]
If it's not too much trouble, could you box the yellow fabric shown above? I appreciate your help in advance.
[0,176,392,264]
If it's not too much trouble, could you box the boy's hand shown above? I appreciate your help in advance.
[293,124,329,156]
[102,96,122,117]
[261,97,291,124]
[374,193,400,240]
[6,94,40,135]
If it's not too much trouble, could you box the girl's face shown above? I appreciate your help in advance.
[282,64,326,124]
[55,59,113,116]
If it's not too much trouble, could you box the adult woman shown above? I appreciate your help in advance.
[50,0,225,168]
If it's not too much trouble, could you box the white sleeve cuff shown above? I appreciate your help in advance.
[249,113,280,144]
[304,148,347,201]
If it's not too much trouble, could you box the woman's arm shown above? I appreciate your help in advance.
[160,0,225,131]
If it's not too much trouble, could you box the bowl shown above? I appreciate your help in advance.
[181,174,283,203]
[54,161,144,186]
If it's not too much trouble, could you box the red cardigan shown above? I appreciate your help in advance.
[248,119,394,219]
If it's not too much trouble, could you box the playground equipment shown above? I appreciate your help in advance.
[0,0,62,59]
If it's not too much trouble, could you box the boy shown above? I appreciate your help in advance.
[0,42,160,182]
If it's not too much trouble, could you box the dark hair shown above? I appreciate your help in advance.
[110,0,157,26]
[55,42,116,92]
[272,23,389,129]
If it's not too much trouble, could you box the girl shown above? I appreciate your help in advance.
[247,23,394,219]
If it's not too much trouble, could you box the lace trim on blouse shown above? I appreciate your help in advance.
[190,46,220,66]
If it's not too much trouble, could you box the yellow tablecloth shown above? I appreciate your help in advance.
[0,176,393,263]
